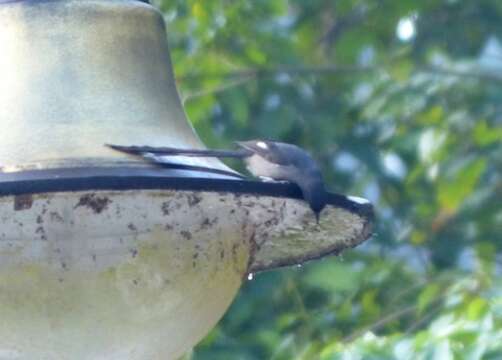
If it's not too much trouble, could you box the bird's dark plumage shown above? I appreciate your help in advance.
[106,140,327,221]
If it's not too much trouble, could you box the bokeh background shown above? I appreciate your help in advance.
[152,0,501,358]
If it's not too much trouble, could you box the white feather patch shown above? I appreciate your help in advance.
[347,196,370,205]
[256,141,268,149]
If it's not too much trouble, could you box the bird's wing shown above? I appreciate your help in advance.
[105,144,246,178]
[106,144,251,158]
[235,140,293,166]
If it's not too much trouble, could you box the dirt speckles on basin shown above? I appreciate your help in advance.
[74,194,111,214]
[14,194,34,211]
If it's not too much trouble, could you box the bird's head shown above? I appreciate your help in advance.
[299,180,327,223]
[309,190,326,223]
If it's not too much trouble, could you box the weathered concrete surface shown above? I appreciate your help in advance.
[0,189,371,359]
[0,190,249,359]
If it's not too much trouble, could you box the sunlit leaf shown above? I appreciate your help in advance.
[389,60,414,82]
[418,283,440,314]
[302,262,361,293]
[473,120,502,146]
[437,159,486,211]
[467,298,489,321]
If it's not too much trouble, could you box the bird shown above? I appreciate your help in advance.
[106,140,327,221]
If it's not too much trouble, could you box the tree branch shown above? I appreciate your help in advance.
[177,65,373,81]
[343,283,451,343]
[181,74,255,102]
[343,305,416,343]
[176,64,502,85]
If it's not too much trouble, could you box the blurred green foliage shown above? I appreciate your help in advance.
[154,0,502,358]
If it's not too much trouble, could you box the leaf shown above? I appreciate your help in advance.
[418,129,447,163]
[191,2,206,20]
[450,329,478,346]
[418,283,440,314]
[410,230,426,245]
[473,120,502,146]
[417,105,444,126]
[467,298,489,321]
[433,340,453,360]
[437,158,486,211]
[223,90,249,126]
[389,60,414,82]
[302,262,360,293]
[361,289,381,317]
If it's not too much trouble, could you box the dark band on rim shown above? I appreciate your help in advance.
[0,167,374,219]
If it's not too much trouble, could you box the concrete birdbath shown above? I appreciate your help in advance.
[0,1,373,359]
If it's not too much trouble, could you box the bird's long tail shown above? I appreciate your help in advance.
[106,144,252,158]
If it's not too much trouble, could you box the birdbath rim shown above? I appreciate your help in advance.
[0,165,374,272]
